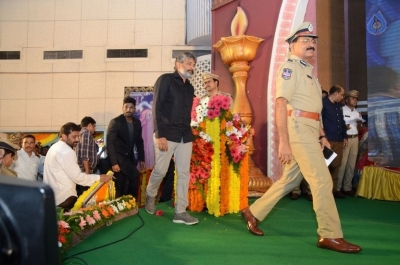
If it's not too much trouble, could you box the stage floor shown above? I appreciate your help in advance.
[64,196,400,265]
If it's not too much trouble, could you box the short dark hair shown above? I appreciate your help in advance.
[123,97,136,106]
[329,85,343,95]
[23,134,36,142]
[59,122,81,137]
[80,116,96,127]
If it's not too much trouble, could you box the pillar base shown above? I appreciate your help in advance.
[247,157,273,197]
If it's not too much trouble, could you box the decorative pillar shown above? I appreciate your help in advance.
[213,7,272,196]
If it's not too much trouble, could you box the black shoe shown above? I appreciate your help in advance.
[333,191,346,199]
[290,193,300,200]
[342,190,356,197]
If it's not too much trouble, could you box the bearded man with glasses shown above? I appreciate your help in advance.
[145,52,199,226]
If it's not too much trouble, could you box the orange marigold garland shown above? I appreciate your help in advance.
[219,116,230,216]
[239,152,249,210]
[228,164,240,213]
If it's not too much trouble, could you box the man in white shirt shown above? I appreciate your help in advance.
[12,135,40,181]
[43,122,113,211]
[337,90,362,196]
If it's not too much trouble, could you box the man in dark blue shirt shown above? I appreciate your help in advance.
[321,85,347,199]
[145,52,198,225]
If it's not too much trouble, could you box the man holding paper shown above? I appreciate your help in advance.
[240,22,361,253]
[321,85,348,199]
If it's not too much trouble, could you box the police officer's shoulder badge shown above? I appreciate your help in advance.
[282,68,293,80]
[300,60,307,66]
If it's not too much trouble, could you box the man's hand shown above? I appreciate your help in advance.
[99,174,113,182]
[320,137,331,150]
[278,141,293,164]
[112,164,121,172]
[156,137,168,152]
[140,161,145,171]
[343,138,348,150]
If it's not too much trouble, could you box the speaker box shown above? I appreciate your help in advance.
[0,175,60,265]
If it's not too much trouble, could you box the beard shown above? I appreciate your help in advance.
[66,141,78,148]
[179,69,194,79]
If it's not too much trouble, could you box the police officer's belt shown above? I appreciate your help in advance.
[287,109,320,120]
[348,134,358,138]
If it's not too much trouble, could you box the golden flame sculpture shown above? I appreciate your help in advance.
[231,6,248,36]
[213,7,272,196]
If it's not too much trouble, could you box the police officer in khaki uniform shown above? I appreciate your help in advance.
[0,139,19,177]
[201,72,233,104]
[241,22,361,253]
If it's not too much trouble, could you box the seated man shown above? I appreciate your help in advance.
[43,122,113,211]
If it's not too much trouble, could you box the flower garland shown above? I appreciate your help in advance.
[72,171,115,211]
[228,164,240,213]
[239,153,249,210]
[58,195,137,257]
[189,122,213,195]
[224,113,254,173]
[205,117,221,217]
[219,116,230,216]
[190,94,252,216]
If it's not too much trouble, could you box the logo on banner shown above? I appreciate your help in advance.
[367,11,387,35]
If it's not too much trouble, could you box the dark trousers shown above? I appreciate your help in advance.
[76,185,89,196]
[328,141,344,191]
[58,196,77,212]
[114,169,139,199]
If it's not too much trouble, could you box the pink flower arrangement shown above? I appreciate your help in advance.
[79,216,87,229]
[85,215,96,225]
[92,210,101,221]
[58,220,70,229]
[191,93,253,178]
[191,94,232,126]
[207,95,231,119]
[57,195,137,257]
[224,113,253,170]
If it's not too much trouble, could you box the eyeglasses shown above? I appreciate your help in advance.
[299,38,317,45]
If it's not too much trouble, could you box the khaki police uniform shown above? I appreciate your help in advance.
[0,139,19,177]
[0,164,18,177]
[201,72,233,108]
[201,90,232,99]
[250,54,343,239]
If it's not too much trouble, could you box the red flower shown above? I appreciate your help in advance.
[58,235,66,244]
[190,128,214,190]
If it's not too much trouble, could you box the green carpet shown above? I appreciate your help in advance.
[64,196,400,265]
